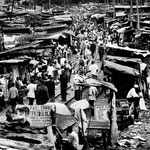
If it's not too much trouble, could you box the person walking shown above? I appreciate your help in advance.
[15,77,23,89]
[45,75,55,102]
[88,60,99,79]
[90,41,96,58]
[36,79,50,105]
[8,82,18,113]
[60,69,68,102]
[89,86,97,116]
[27,79,36,105]
[98,42,105,62]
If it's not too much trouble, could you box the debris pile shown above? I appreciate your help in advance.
[116,111,150,150]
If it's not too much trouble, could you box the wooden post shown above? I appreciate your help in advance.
[104,0,106,14]
[80,109,84,138]
[11,0,15,13]
[54,105,56,125]
[102,132,107,150]
[111,92,118,145]
[47,126,56,150]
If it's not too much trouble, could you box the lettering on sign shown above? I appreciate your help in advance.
[16,105,52,128]
[94,105,110,122]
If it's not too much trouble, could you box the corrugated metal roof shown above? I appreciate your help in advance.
[0,40,43,55]
[0,59,25,64]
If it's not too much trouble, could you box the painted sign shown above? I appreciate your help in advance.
[94,105,110,122]
[16,105,52,128]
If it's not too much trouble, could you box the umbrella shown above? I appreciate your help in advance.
[70,99,90,110]
[45,102,71,115]
[76,33,85,39]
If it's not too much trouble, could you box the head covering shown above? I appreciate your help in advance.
[134,84,139,88]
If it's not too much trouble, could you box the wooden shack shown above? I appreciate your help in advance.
[78,78,118,148]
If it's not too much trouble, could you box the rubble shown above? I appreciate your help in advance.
[116,110,150,150]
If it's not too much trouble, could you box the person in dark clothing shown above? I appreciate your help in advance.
[0,89,5,111]
[60,70,68,102]
[45,75,55,102]
[8,74,13,90]
[98,43,105,61]
[36,79,50,105]
[90,41,96,58]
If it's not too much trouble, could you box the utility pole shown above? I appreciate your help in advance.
[64,0,66,6]
[11,0,15,13]
[49,0,51,13]
[113,0,116,19]
[136,0,140,29]
[104,0,106,14]
[130,0,133,26]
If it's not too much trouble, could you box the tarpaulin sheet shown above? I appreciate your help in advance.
[105,60,140,76]
[78,78,118,92]
[106,43,150,57]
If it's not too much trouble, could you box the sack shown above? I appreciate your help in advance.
[139,98,147,111]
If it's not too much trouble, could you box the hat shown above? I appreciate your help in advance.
[134,84,139,88]
[99,41,103,45]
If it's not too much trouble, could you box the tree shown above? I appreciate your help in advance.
[25,13,43,37]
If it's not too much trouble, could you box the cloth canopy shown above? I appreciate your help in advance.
[106,43,147,54]
[107,55,141,63]
[78,78,118,92]
[0,59,25,64]
[47,32,67,40]
[104,60,140,76]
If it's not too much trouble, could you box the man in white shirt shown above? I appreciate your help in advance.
[126,84,139,99]
[88,61,99,79]
[47,63,55,77]
[67,126,79,150]
[126,84,141,119]
[27,79,36,105]
[60,57,66,67]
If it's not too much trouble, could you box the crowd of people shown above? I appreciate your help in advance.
[0,7,148,150]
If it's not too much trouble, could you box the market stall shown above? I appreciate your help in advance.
[73,78,118,149]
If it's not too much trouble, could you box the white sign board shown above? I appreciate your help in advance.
[94,105,110,122]
[16,105,52,128]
